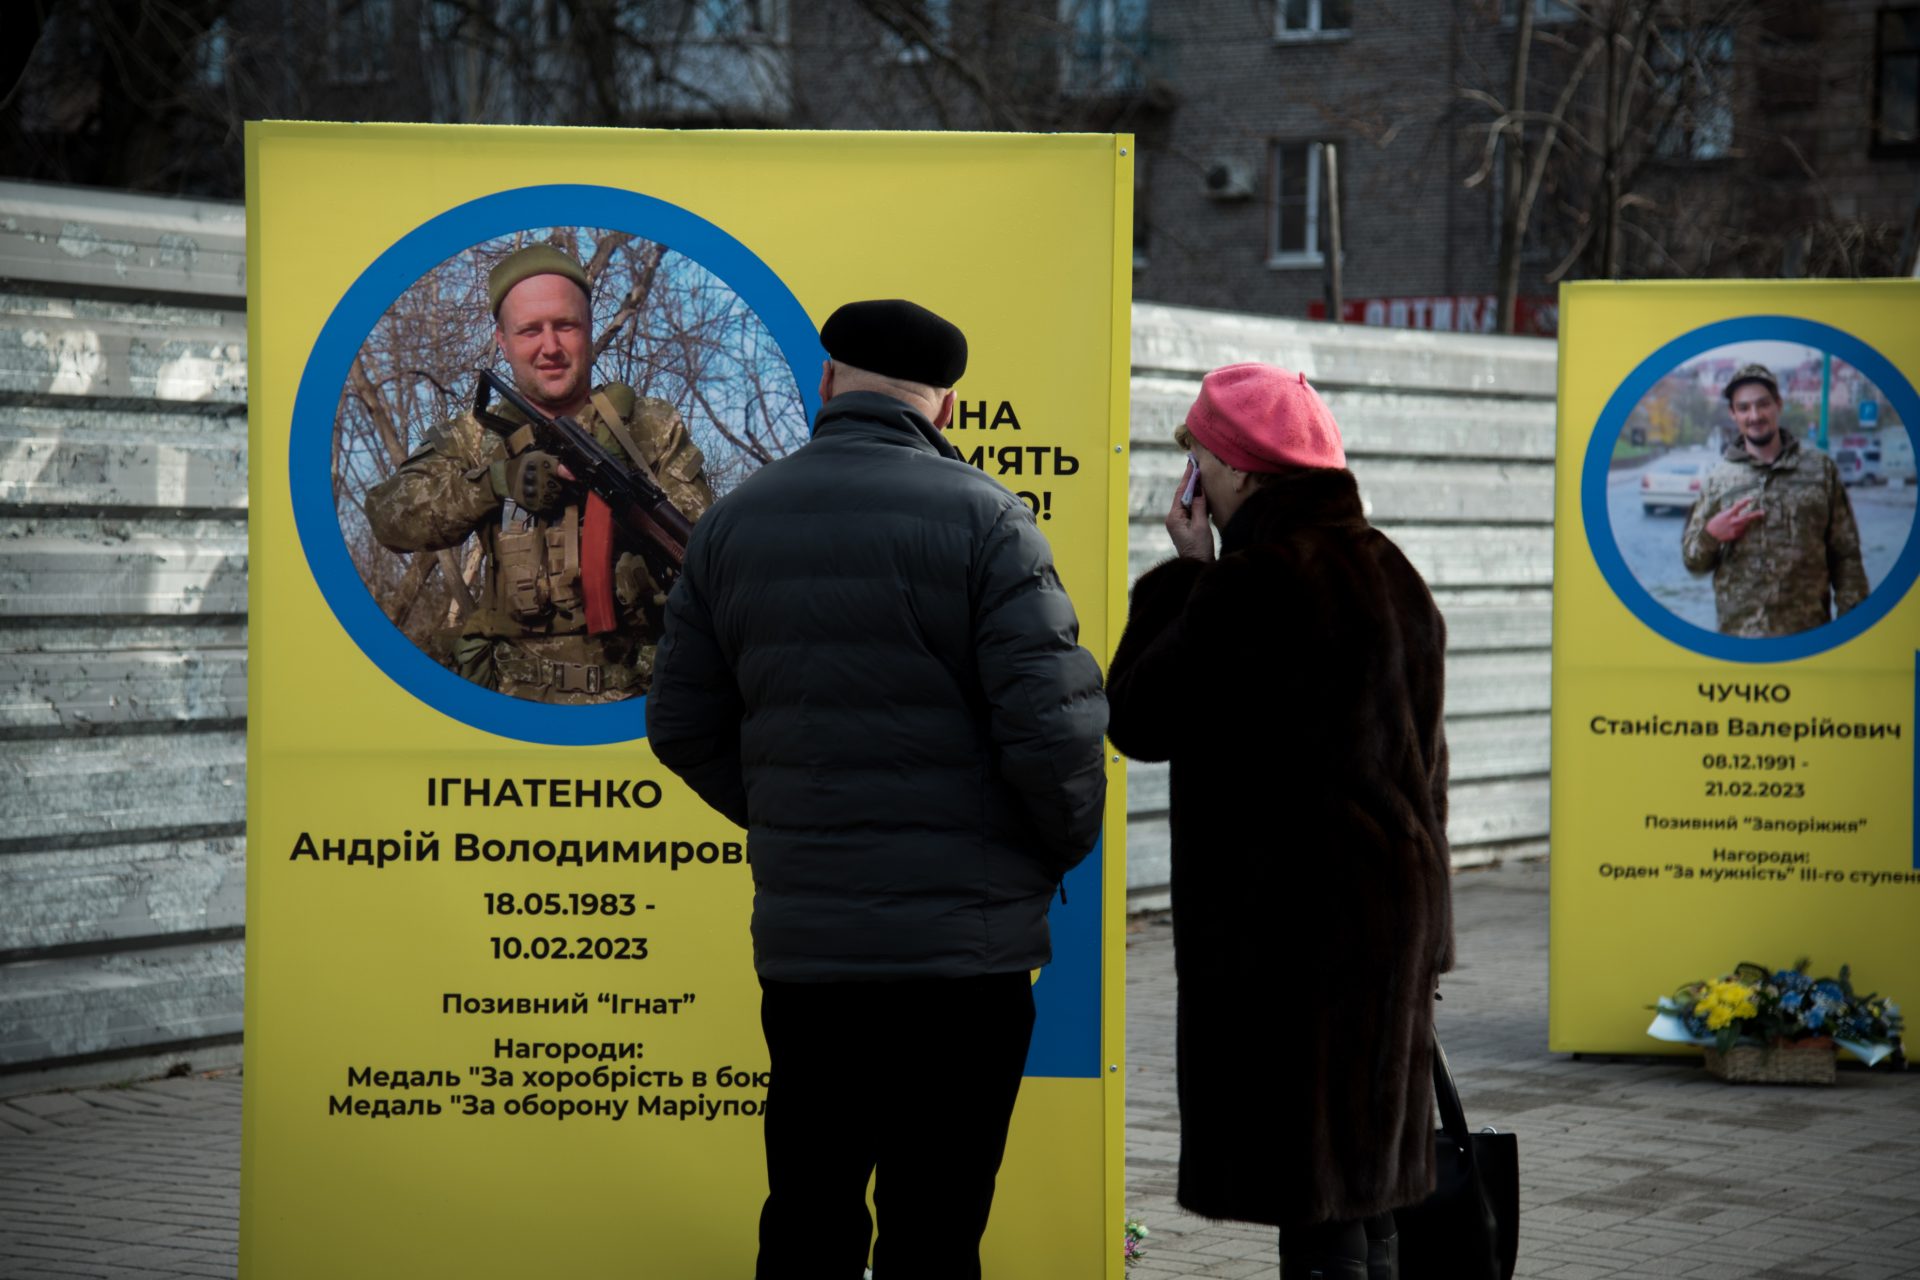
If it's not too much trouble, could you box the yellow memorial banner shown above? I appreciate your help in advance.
[243,123,1132,1277]
[1550,281,1918,1054]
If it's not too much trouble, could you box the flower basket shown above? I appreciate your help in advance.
[1646,958,1903,1084]
[1703,1040,1836,1085]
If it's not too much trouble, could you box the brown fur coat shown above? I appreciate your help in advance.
[1108,468,1454,1226]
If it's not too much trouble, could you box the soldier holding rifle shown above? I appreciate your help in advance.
[364,244,715,701]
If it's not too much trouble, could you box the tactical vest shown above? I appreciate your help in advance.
[466,385,664,642]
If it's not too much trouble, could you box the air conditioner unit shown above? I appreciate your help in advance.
[1203,159,1254,201]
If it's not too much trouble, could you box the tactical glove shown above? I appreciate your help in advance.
[491,451,568,513]
[615,552,669,610]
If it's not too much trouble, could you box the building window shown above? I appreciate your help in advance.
[692,0,782,39]
[502,0,569,40]
[1062,0,1150,95]
[327,0,394,84]
[196,17,230,88]
[1652,27,1734,160]
[1501,0,1578,24]
[1876,7,1920,153]
[1276,0,1350,40]
[1268,141,1324,267]
[880,0,953,64]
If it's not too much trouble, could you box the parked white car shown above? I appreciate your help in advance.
[1835,434,1883,486]
[1639,453,1713,515]
[1836,447,1875,487]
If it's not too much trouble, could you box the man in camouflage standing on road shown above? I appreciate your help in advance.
[1681,363,1868,637]
[364,244,716,701]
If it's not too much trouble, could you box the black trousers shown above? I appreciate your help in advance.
[1279,1212,1397,1278]
[754,971,1036,1280]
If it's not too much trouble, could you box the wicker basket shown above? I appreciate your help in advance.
[1704,1041,1836,1085]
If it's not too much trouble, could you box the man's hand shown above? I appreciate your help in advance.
[492,450,571,513]
[615,550,668,610]
[1705,495,1765,543]
[1166,461,1214,563]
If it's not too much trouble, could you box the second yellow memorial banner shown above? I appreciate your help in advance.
[1550,280,1918,1056]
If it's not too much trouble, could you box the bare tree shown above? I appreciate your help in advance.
[3,1,1174,196]
[1461,0,1911,299]
[2,0,248,192]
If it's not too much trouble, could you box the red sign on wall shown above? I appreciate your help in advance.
[1307,294,1558,336]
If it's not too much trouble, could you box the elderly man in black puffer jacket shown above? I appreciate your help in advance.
[646,298,1108,1280]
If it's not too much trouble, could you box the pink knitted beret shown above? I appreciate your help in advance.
[1184,362,1347,472]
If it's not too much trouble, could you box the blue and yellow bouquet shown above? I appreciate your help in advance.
[1648,959,1904,1065]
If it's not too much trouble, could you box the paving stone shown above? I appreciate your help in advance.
[6,1095,94,1119]
[0,1108,61,1136]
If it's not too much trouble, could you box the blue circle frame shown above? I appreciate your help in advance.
[1583,316,1920,663]
[291,185,825,744]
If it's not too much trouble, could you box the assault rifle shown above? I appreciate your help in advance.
[472,369,694,584]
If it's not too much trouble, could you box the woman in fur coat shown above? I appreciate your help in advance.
[1107,363,1455,1280]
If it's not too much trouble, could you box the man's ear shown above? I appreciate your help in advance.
[818,361,835,405]
[493,326,507,362]
[934,390,955,429]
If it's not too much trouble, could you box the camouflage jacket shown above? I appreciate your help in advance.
[363,384,715,700]
[1679,432,1868,637]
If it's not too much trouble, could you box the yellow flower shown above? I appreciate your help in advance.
[1690,979,1756,1031]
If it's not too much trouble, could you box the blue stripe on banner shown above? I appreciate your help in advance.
[1023,835,1103,1079]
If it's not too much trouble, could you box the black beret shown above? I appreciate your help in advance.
[821,299,968,388]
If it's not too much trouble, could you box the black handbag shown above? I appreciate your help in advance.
[1396,1035,1519,1280]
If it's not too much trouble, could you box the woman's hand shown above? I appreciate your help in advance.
[1166,460,1214,563]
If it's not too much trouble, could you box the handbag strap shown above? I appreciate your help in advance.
[1431,1033,1473,1143]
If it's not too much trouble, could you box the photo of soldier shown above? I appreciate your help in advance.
[1679,363,1867,637]
[1603,339,1914,638]
[336,230,809,703]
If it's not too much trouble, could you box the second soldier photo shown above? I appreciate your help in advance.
[1602,336,1915,639]
[339,229,810,703]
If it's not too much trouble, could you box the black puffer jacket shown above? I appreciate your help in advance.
[647,392,1108,981]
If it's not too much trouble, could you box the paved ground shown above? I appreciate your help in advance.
[3,860,1916,1279]
[1126,861,1920,1280]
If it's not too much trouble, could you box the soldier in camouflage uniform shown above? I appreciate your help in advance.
[1680,363,1868,637]
[364,245,716,702]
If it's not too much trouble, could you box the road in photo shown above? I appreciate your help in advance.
[1607,460,1916,632]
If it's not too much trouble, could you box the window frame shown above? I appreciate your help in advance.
[691,0,782,39]
[196,17,231,88]
[880,0,953,65]
[1873,5,1920,156]
[1060,0,1151,96]
[326,0,396,85]
[1266,140,1325,269]
[1650,25,1735,162]
[1274,0,1352,43]
[1500,0,1579,26]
